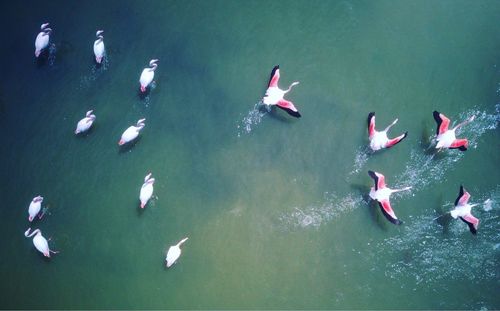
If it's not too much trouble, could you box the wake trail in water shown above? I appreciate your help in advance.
[47,43,57,67]
[78,54,110,90]
[370,186,499,289]
[237,102,269,137]
[348,146,371,176]
[394,105,500,192]
[278,192,366,230]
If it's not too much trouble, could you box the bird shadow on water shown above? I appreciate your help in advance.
[350,182,390,231]
[267,107,299,123]
[118,137,141,154]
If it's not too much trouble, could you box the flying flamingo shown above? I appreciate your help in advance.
[35,23,52,57]
[262,65,301,118]
[166,237,189,268]
[118,118,145,145]
[433,111,475,151]
[368,171,412,225]
[140,173,155,209]
[93,30,105,64]
[367,112,408,151]
[24,228,58,257]
[75,110,96,134]
[139,59,158,92]
[450,185,480,234]
[28,196,44,222]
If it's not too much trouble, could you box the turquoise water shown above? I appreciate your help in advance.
[0,0,499,309]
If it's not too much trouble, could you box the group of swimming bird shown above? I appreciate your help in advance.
[25,22,481,267]
[27,23,187,267]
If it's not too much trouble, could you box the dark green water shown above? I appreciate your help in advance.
[0,0,499,309]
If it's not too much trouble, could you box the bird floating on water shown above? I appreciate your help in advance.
[140,173,155,209]
[368,170,412,225]
[75,110,96,134]
[166,237,188,268]
[262,65,301,118]
[93,30,105,64]
[139,59,158,92]
[367,112,407,151]
[450,185,480,234]
[433,111,475,151]
[35,23,52,57]
[28,196,44,222]
[118,118,145,145]
[24,228,58,257]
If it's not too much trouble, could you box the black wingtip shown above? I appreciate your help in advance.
[455,185,465,206]
[276,105,301,118]
[403,131,408,139]
[378,203,403,225]
[458,145,467,151]
[268,65,280,87]
[368,170,377,179]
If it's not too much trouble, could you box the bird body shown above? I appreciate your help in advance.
[93,30,105,64]
[119,119,145,145]
[368,171,411,225]
[367,112,407,151]
[262,65,301,118]
[75,110,96,134]
[28,196,44,222]
[35,23,52,57]
[139,173,155,208]
[166,237,188,268]
[24,228,57,257]
[139,59,158,92]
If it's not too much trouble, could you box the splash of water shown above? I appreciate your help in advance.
[394,105,500,192]
[278,192,366,229]
[78,54,110,90]
[237,102,269,137]
[48,43,57,66]
[348,146,371,176]
[370,186,499,289]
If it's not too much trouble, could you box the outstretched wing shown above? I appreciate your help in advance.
[454,185,470,206]
[367,112,376,138]
[368,170,386,191]
[276,99,301,118]
[433,111,450,135]
[268,65,280,88]
[378,200,402,225]
[460,214,479,235]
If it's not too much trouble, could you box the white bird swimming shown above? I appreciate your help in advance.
[433,111,475,151]
[367,112,407,151]
[118,118,145,145]
[24,228,58,257]
[368,170,412,225]
[166,237,189,268]
[75,110,96,134]
[450,185,480,234]
[262,65,301,118]
[139,59,159,92]
[139,173,155,209]
[28,196,44,222]
[93,30,105,64]
[35,23,52,57]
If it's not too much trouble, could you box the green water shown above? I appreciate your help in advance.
[0,0,499,309]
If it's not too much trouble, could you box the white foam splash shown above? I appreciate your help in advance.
[395,105,500,192]
[371,187,499,287]
[278,192,366,229]
[237,102,269,137]
[348,146,371,176]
